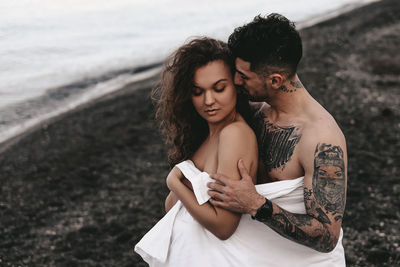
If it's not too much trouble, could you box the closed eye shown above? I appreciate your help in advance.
[214,86,225,93]
[240,74,248,80]
[236,70,249,81]
[192,87,203,96]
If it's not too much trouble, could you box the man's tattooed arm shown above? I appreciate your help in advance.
[256,143,346,252]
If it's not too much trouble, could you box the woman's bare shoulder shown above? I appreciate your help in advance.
[219,120,256,143]
[218,121,258,160]
[217,121,258,180]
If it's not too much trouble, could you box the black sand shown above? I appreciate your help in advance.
[1,0,399,266]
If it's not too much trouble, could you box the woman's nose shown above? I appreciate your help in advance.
[204,90,215,106]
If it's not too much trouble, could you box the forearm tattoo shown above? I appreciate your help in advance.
[256,143,346,252]
[268,209,335,252]
[254,112,302,173]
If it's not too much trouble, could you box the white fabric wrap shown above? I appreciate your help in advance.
[135,160,346,267]
[134,160,213,263]
[134,200,181,264]
[175,160,215,205]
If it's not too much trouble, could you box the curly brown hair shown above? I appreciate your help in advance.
[152,37,251,166]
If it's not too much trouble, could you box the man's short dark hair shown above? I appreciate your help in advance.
[228,13,302,78]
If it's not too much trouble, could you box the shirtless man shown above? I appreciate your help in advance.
[207,13,347,253]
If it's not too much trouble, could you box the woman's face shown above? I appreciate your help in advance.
[191,60,237,125]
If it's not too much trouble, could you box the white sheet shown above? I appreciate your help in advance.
[135,160,346,266]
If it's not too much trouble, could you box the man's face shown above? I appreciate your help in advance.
[234,58,268,101]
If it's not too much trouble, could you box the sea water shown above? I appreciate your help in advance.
[0,0,378,144]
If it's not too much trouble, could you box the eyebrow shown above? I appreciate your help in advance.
[236,69,248,78]
[193,78,228,89]
[213,78,228,86]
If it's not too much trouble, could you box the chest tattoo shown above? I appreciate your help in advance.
[254,111,302,172]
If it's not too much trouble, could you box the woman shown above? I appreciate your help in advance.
[135,37,258,266]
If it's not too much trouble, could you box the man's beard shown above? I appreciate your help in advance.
[237,83,269,102]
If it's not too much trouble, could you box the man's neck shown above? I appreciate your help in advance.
[266,75,312,121]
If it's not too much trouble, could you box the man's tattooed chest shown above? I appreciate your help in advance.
[254,112,302,173]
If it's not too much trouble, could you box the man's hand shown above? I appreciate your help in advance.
[207,159,266,215]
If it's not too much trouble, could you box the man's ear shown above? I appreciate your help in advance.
[269,73,285,89]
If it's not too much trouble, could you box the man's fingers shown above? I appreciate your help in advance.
[208,190,228,202]
[238,159,252,181]
[209,198,228,209]
[207,182,225,193]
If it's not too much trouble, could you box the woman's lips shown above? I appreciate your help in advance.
[205,108,219,115]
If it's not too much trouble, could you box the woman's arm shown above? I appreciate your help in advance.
[165,191,179,212]
[165,178,194,212]
[167,122,258,240]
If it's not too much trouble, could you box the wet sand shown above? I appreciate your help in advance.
[1,0,399,266]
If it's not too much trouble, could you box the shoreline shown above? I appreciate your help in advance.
[1,0,399,266]
[0,0,380,154]
[0,65,162,153]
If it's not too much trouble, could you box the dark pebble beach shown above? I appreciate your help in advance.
[1,0,399,266]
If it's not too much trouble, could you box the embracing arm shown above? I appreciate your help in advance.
[209,133,347,252]
[254,139,347,252]
[167,123,257,240]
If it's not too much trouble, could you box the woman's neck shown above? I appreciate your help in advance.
[207,109,237,137]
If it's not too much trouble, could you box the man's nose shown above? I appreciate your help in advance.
[234,72,243,86]
[204,90,215,106]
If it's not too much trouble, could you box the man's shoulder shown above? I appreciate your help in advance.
[293,113,347,176]
[299,112,346,155]
[304,110,344,138]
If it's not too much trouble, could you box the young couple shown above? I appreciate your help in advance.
[135,13,347,266]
